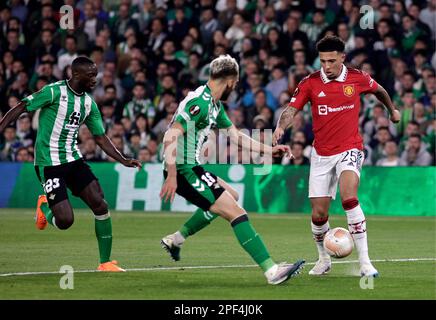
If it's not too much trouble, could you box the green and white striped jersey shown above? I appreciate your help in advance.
[168,84,232,171]
[23,80,105,167]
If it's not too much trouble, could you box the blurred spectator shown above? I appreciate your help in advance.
[376,140,401,167]
[369,126,392,165]
[266,65,288,102]
[229,108,246,130]
[399,133,433,166]
[100,99,117,131]
[81,2,107,45]
[138,146,153,163]
[168,7,191,44]
[419,0,436,40]
[128,130,142,158]
[81,138,102,162]
[0,126,21,161]
[123,82,155,127]
[300,9,328,45]
[56,35,78,80]
[133,113,154,147]
[152,101,177,142]
[16,113,35,147]
[242,73,277,110]
[109,3,139,44]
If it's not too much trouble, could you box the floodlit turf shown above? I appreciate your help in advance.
[0,209,435,300]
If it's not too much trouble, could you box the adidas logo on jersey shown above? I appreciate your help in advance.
[318,91,326,97]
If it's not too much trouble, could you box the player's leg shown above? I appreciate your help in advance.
[161,169,239,261]
[68,160,124,272]
[209,191,305,285]
[309,197,332,275]
[168,177,238,244]
[307,148,336,275]
[34,165,74,230]
[339,170,378,277]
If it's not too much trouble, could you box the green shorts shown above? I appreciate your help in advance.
[163,166,225,211]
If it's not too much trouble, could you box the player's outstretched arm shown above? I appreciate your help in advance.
[94,134,142,168]
[273,106,299,145]
[0,102,26,133]
[228,125,292,159]
[160,122,184,203]
[373,85,401,123]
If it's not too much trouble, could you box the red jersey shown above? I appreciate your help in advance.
[288,65,379,156]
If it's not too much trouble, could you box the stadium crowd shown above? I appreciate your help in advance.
[0,0,435,166]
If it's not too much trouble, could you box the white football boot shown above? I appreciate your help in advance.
[309,258,332,275]
[161,234,182,261]
[265,260,305,285]
[360,263,379,277]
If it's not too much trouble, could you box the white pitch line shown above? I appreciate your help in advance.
[0,258,435,278]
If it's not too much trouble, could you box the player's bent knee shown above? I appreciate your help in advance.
[92,198,108,216]
[312,205,328,217]
[56,215,74,230]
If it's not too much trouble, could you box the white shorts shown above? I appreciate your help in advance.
[308,147,364,200]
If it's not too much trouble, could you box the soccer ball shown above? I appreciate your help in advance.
[323,227,354,258]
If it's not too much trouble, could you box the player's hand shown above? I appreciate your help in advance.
[272,127,284,146]
[160,176,177,203]
[122,158,142,169]
[272,145,293,158]
[390,109,401,123]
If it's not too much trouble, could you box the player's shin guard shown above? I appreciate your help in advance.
[311,216,330,261]
[179,208,218,241]
[95,212,112,263]
[231,214,275,272]
[343,198,370,265]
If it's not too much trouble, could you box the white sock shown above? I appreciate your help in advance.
[52,217,58,229]
[173,231,185,246]
[264,264,279,279]
[311,221,331,261]
[345,204,371,266]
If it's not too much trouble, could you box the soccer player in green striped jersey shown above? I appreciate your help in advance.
[159,55,305,285]
[0,57,142,272]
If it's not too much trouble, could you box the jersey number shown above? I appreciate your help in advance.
[340,150,362,169]
[45,178,60,193]
[201,172,216,187]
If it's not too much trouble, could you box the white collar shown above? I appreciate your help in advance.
[320,64,348,84]
[66,79,84,96]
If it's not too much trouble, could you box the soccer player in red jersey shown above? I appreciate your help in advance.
[274,36,401,277]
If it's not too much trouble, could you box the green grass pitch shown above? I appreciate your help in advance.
[0,209,435,300]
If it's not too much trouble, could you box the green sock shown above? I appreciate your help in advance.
[179,208,218,239]
[40,202,54,226]
[232,215,275,272]
[95,214,112,263]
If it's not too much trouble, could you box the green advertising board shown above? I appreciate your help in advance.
[5,163,436,216]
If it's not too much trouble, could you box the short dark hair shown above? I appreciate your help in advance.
[408,120,419,127]
[409,133,421,140]
[291,141,305,149]
[65,34,77,43]
[378,126,390,132]
[316,35,345,53]
[133,81,146,89]
[71,56,94,71]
